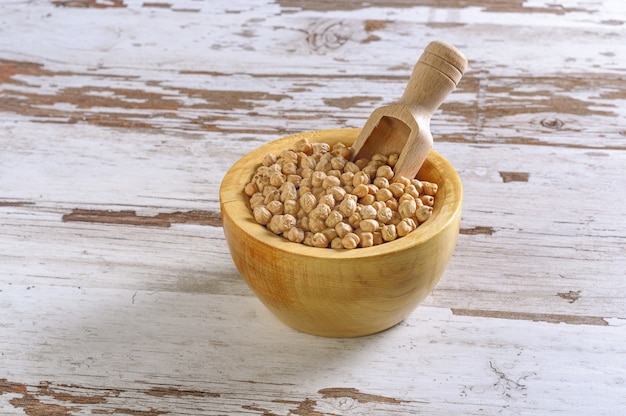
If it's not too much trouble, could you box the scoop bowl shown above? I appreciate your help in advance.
[219,128,462,337]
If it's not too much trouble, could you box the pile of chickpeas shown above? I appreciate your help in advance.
[244,138,437,249]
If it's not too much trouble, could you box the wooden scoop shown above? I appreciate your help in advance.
[351,40,467,181]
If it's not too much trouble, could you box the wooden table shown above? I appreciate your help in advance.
[1,1,625,414]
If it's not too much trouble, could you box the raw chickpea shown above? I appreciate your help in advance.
[312,232,329,248]
[327,186,346,202]
[321,227,338,243]
[420,195,435,207]
[373,176,389,189]
[262,153,277,166]
[347,213,362,229]
[377,206,393,223]
[266,200,284,215]
[249,193,265,209]
[354,158,369,170]
[352,171,370,186]
[300,192,317,213]
[381,224,397,241]
[309,217,326,233]
[360,194,376,205]
[360,219,379,233]
[376,165,394,180]
[244,182,258,196]
[284,199,299,216]
[388,182,405,198]
[399,199,417,219]
[330,237,344,249]
[331,156,347,170]
[322,175,341,189]
[385,198,399,212]
[309,203,331,220]
[362,164,378,178]
[294,138,313,154]
[360,232,374,248]
[318,194,335,208]
[340,171,355,186]
[325,210,343,228]
[342,233,360,249]
[253,206,272,225]
[375,188,393,202]
[395,176,411,187]
[422,181,438,196]
[359,204,377,220]
[387,153,399,168]
[335,222,352,238]
[343,161,360,174]
[311,171,327,188]
[247,141,438,249]
[285,227,305,243]
[338,198,357,217]
[353,184,369,198]
[415,205,433,223]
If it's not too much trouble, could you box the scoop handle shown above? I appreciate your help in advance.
[399,40,468,117]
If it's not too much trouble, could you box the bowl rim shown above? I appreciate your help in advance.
[220,128,462,260]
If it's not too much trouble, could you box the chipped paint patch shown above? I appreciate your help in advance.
[460,226,494,235]
[52,0,125,8]
[557,290,581,303]
[145,386,220,398]
[452,308,608,326]
[62,209,222,227]
[499,171,529,183]
[323,96,382,110]
[318,387,405,404]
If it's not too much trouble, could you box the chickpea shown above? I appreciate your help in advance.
[253,206,272,225]
[342,232,360,249]
[312,232,329,248]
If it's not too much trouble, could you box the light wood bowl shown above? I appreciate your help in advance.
[220,128,462,337]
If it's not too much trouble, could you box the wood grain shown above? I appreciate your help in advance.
[1,0,625,414]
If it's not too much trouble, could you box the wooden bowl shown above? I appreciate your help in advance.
[220,128,462,337]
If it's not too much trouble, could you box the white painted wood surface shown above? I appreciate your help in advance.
[1,0,625,414]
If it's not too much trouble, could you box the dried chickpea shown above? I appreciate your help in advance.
[244,182,258,196]
[377,206,394,223]
[420,195,435,207]
[300,192,317,213]
[360,232,374,248]
[373,231,383,245]
[253,206,272,225]
[381,224,397,241]
[321,227,338,243]
[331,156,347,170]
[266,200,284,215]
[263,189,280,204]
[354,158,369,170]
[318,194,335,208]
[338,198,357,217]
[311,142,330,155]
[311,171,327,188]
[385,198,399,212]
[343,161,360,174]
[353,184,369,198]
[284,199,299,216]
[352,171,370,186]
[262,153,278,167]
[387,153,399,168]
[340,171,355,186]
[347,213,362,229]
[330,237,344,249]
[294,138,313,154]
[373,176,389,189]
[322,175,341,189]
[312,232,329,248]
[359,205,377,220]
[362,164,378,179]
[335,222,352,238]
[416,205,433,223]
[303,231,315,247]
[360,194,376,205]
[360,219,379,233]
[309,217,326,233]
[397,218,416,237]
[249,193,265,209]
[399,199,417,219]
[395,176,411,187]
[342,232,360,249]
[310,203,331,220]
[388,182,405,198]
[326,186,346,202]
[285,227,305,243]
[325,210,343,228]
[376,165,394,180]
[375,188,393,202]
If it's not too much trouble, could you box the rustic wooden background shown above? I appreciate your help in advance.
[1,0,625,414]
